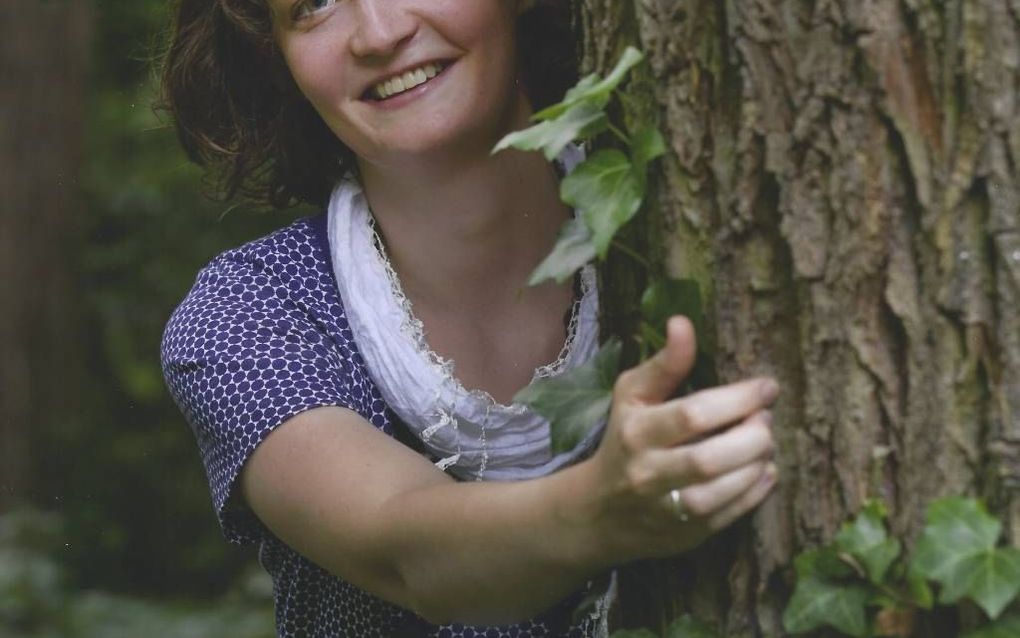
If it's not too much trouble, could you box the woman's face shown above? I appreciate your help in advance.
[271,0,530,168]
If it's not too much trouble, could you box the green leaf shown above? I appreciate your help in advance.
[961,613,1020,638]
[937,547,1020,618]
[492,101,606,161]
[561,150,643,257]
[912,498,1002,576]
[835,501,901,584]
[794,546,857,581]
[665,614,719,638]
[640,278,704,337]
[533,74,603,121]
[630,125,667,174]
[905,565,934,610]
[528,217,597,285]
[534,47,645,121]
[782,575,870,637]
[638,278,717,389]
[609,630,659,638]
[911,497,1020,618]
[638,322,666,357]
[514,339,622,455]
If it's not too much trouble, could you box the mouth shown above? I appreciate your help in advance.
[363,60,452,102]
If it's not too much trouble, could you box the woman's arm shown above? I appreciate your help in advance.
[241,317,778,625]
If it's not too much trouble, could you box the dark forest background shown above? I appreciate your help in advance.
[2,1,312,634]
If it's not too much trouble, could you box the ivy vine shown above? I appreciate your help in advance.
[781,497,1020,638]
[494,46,709,455]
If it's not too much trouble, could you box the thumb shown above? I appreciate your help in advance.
[614,316,697,404]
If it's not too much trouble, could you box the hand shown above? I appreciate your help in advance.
[584,316,779,561]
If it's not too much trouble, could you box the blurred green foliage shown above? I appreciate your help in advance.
[25,0,310,611]
[1,509,275,638]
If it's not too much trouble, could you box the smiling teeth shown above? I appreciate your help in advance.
[374,63,442,100]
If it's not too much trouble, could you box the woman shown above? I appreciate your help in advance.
[160,0,779,636]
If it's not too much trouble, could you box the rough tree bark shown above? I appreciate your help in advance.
[580,1,1020,636]
[0,1,90,510]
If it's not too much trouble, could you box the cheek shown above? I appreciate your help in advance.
[277,20,362,105]
[433,0,519,50]
[279,57,364,149]
[283,45,341,106]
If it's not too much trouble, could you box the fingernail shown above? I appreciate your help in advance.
[761,462,778,485]
[760,379,780,403]
[761,410,773,426]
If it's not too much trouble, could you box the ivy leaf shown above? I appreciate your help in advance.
[640,278,704,337]
[794,546,857,581]
[961,613,1020,638]
[835,501,902,584]
[905,565,934,610]
[493,100,606,161]
[514,339,621,455]
[911,497,1020,619]
[534,74,602,120]
[938,547,1020,618]
[630,124,667,174]
[665,614,719,638]
[912,498,1002,574]
[782,575,870,637]
[638,278,717,389]
[534,47,645,121]
[528,217,597,285]
[561,150,643,257]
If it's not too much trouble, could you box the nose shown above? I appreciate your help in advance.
[349,0,417,59]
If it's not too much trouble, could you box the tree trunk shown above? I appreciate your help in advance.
[581,0,1020,635]
[0,1,90,510]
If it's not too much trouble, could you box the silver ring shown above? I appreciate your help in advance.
[665,488,689,522]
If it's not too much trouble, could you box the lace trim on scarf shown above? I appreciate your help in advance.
[368,217,591,407]
[367,218,594,474]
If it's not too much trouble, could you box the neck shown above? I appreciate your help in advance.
[357,146,571,312]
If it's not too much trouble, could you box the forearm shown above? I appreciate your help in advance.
[372,459,612,625]
[243,408,616,626]
[244,343,780,627]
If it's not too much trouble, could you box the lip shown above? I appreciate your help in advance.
[360,59,455,107]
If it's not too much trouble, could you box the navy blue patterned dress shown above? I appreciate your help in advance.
[161,213,600,637]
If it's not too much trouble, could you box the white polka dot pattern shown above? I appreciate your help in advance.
[161,215,600,637]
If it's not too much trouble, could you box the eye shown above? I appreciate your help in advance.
[291,0,336,22]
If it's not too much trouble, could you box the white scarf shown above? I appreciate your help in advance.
[326,177,602,481]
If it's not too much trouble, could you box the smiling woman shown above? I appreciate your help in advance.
[162,0,576,208]
[159,1,779,637]
[273,2,523,170]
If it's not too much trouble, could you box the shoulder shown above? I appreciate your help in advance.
[196,215,331,297]
[161,213,359,376]
[160,215,390,535]
[168,215,335,324]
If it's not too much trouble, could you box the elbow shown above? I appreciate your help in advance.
[360,558,458,625]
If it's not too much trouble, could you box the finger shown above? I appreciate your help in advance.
[675,460,772,518]
[640,411,773,489]
[705,464,778,531]
[678,410,774,479]
[637,377,779,448]
[614,316,697,405]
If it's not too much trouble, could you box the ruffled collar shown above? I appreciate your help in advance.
[325,176,603,481]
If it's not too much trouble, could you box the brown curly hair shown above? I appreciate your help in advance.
[160,0,578,209]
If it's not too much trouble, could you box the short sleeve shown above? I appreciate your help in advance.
[161,239,361,544]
